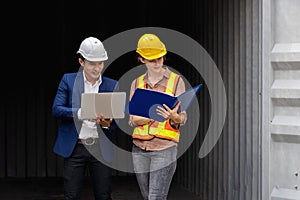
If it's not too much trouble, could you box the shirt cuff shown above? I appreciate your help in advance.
[77,108,82,119]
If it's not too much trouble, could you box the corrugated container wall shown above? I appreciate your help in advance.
[173,0,262,200]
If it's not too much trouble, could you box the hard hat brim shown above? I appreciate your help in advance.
[136,49,167,60]
[77,50,108,62]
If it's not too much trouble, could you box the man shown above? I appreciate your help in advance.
[52,36,118,200]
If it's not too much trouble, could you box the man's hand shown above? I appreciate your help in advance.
[96,114,112,128]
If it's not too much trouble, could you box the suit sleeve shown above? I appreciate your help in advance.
[52,74,79,120]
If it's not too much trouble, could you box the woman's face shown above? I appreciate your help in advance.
[140,56,164,73]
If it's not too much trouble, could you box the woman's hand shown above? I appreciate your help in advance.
[156,101,182,124]
[130,115,152,126]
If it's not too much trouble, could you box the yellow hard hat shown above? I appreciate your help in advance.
[136,33,167,60]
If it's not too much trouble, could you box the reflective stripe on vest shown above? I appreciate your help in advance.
[132,71,181,142]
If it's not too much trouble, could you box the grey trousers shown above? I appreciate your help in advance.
[132,145,177,200]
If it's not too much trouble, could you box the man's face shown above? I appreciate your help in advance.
[82,60,104,83]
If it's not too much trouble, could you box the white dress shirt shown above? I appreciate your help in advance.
[78,71,102,139]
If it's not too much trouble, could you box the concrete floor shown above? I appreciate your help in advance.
[0,176,200,200]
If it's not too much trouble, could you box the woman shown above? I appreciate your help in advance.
[129,33,187,200]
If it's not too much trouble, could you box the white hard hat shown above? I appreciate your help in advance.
[77,37,108,61]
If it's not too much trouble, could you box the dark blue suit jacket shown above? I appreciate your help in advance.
[52,70,118,162]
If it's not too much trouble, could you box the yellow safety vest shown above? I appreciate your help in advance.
[132,71,181,142]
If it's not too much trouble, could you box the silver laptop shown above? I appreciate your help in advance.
[80,92,126,119]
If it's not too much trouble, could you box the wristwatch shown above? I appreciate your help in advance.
[102,126,110,130]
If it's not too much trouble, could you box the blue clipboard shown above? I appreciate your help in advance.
[126,84,202,122]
